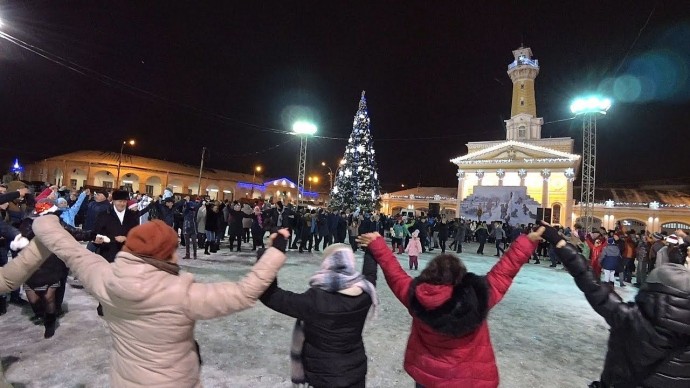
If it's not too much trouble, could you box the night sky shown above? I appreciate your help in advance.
[1,1,689,192]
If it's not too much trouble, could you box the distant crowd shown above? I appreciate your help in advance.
[1,181,689,388]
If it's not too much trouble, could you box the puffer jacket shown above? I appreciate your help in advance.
[555,243,690,387]
[599,244,621,271]
[31,215,286,388]
[259,250,378,388]
[369,235,537,387]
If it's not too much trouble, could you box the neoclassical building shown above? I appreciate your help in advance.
[380,46,690,233]
[22,150,325,203]
[452,46,580,226]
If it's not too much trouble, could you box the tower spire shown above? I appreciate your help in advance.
[504,46,544,141]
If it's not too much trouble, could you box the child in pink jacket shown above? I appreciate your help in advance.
[406,229,423,270]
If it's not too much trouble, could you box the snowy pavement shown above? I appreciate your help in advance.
[1,240,639,387]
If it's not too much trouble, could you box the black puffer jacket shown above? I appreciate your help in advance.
[259,250,377,388]
[555,243,690,388]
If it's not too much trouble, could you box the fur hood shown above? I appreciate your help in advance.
[409,273,489,337]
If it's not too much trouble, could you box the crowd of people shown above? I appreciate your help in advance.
[1,179,689,387]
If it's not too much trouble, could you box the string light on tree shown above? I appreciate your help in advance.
[329,91,382,212]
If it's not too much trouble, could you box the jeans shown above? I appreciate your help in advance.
[205,231,216,243]
[184,233,198,258]
[495,240,505,256]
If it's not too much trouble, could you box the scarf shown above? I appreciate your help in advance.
[276,207,284,227]
[290,244,378,385]
[137,254,180,276]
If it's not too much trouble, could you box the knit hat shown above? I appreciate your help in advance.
[112,190,130,201]
[652,232,664,240]
[122,220,179,262]
[607,237,615,245]
[666,235,680,245]
[55,197,68,207]
[412,229,420,237]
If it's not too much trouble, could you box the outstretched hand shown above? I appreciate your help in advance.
[538,221,567,248]
[527,226,546,242]
[268,228,290,253]
[355,232,381,248]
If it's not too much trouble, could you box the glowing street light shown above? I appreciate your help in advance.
[293,121,317,205]
[292,121,317,135]
[116,139,136,188]
[308,176,319,192]
[321,161,334,191]
[251,165,262,198]
[570,96,612,115]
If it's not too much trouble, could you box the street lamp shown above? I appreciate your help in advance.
[251,165,262,198]
[116,139,136,189]
[570,96,611,232]
[308,176,319,192]
[293,121,317,206]
[321,161,333,191]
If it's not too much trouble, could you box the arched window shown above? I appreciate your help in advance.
[552,203,561,225]
[518,125,527,139]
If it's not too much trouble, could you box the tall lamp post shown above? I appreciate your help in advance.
[116,139,136,189]
[321,161,333,191]
[570,96,611,232]
[251,165,262,198]
[308,176,319,192]
[292,121,317,206]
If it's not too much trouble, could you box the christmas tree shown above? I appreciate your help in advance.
[330,91,382,212]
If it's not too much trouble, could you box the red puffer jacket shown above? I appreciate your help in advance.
[368,235,537,388]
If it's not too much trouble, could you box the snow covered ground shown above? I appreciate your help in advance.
[1,239,639,387]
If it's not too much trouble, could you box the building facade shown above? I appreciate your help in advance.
[380,46,690,233]
[22,151,326,203]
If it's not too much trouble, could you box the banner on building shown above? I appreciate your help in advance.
[460,186,539,225]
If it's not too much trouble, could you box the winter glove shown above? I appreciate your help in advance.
[540,222,564,246]
[9,234,29,251]
[271,233,288,253]
[96,234,111,244]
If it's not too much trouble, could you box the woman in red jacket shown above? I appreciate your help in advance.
[357,226,544,388]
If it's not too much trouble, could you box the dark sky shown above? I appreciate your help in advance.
[1,1,689,192]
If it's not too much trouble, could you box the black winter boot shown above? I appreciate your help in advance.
[44,313,57,338]
[0,296,6,315]
[204,242,210,255]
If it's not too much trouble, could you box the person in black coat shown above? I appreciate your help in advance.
[336,212,348,244]
[436,219,449,253]
[92,190,152,263]
[259,243,378,388]
[541,222,690,388]
[19,205,96,338]
[226,202,250,252]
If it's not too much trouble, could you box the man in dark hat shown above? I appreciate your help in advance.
[93,190,154,263]
[91,190,153,315]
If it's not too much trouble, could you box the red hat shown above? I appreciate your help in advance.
[123,220,178,262]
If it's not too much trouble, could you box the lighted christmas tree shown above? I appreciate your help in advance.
[329,91,382,212]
